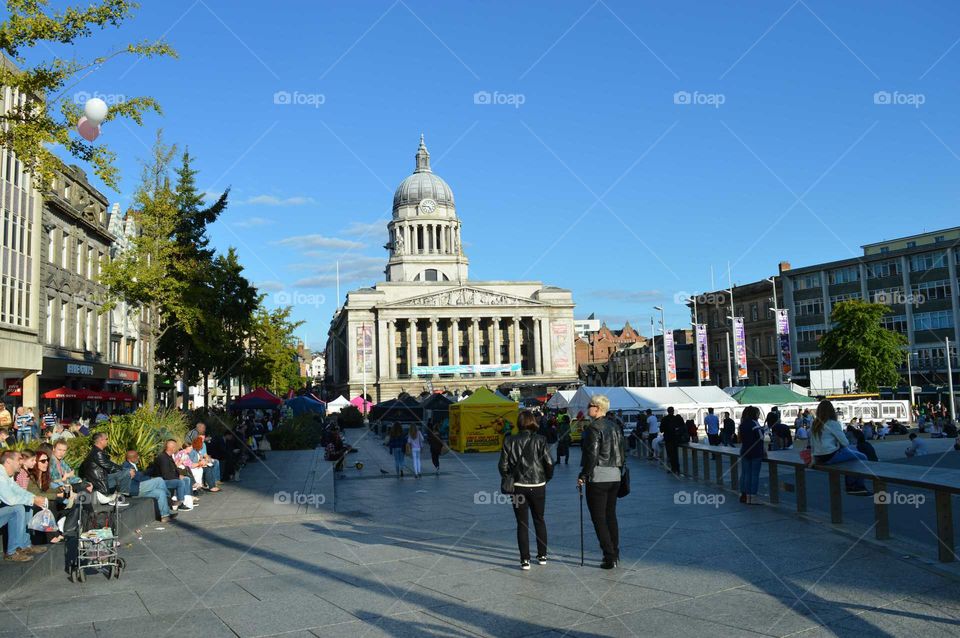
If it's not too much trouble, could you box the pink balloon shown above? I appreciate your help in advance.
[77,116,101,142]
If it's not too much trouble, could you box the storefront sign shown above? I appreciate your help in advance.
[109,368,141,382]
[42,358,108,379]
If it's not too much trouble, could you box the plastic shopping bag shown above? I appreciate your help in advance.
[28,508,58,532]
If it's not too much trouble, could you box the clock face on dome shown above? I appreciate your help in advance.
[418,198,437,214]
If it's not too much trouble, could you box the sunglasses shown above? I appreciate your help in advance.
[38,460,49,464]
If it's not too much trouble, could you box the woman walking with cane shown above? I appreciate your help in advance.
[499,410,554,570]
[577,394,625,569]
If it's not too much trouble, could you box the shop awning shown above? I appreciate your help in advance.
[42,386,88,400]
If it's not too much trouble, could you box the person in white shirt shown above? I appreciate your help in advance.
[905,433,928,458]
[644,410,659,459]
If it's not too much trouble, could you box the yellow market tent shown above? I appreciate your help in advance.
[448,388,519,453]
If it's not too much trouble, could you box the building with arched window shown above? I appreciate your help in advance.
[325,137,577,399]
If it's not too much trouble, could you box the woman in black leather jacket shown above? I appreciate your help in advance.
[498,410,554,570]
[577,394,625,569]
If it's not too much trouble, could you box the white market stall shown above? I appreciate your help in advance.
[325,395,351,415]
[546,390,577,410]
[566,386,739,429]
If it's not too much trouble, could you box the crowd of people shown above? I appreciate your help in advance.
[0,415,269,563]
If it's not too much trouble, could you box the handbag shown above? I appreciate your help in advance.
[617,466,631,498]
[799,447,813,466]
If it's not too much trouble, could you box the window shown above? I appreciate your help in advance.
[907,241,917,248]
[880,314,908,333]
[867,260,899,279]
[86,245,93,279]
[126,341,135,364]
[910,252,946,272]
[794,274,821,290]
[798,355,821,372]
[872,286,904,305]
[735,305,743,319]
[47,231,54,263]
[913,310,954,331]
[61,232,68,268]
[935,235,945,243]
[110,339,120,362]
[95,312,101,354]
[828,266,860,285]
[85,309,93,350]
[59,301,67,347]
[830,292,862,306]
[879,247,889,254]
[751,337,760,355]
[796,325,825,342]
[45,298,53,342]
[795,299,824,316]
[768,335,776,356]
[750,303,758,322]
[75,305,82,349]
[912,280,952,302]
[424,269,439,282]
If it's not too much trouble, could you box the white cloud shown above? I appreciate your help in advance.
[233,216,272,228]
[294,265,384,288]
[585,289,663,303]
[255,280,285,292]
[238,195,316,206]
[343,220,388,237]
[273,235,365,250]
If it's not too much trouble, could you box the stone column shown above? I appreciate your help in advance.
[387,320,397,378]
[407,319,417,376]
[492,317,502,365]
[512,317,522,376]
[472,318,481,368]
[541,317,553,374]
[451,318,461,366]
[430,318,439,371]
[533,318,542,374]
[377,318,388,381]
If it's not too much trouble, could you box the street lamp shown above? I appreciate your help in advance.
[654,305,669,387]
[687,295,701,387]
[767,276,783,385]
[650,316,658,387]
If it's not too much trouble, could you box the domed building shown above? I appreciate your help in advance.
[325,136,577,399]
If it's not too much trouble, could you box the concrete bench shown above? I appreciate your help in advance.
[679,442,960,563]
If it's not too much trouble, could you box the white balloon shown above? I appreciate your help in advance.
[83,97,109,123]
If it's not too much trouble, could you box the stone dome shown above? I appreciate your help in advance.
[392,136,455,211]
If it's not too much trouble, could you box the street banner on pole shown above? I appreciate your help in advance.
[776,309,793,377]
[733,317,749,380]
[695,324,710,382]
[664,331,677,384]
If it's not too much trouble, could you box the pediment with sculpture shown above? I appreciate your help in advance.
[384,286,547,309]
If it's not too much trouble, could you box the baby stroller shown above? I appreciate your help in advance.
[70,491,126,582]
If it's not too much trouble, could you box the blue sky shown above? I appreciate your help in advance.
[27,0,960,350]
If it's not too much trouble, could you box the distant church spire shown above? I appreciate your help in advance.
[415,134,431,173]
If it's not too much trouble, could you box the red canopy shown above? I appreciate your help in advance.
[5,388,21,397]
[233,387,282,407]
[84,390,109,400]
[42,386,88,400]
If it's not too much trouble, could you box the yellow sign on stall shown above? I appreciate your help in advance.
[448,388,520,453]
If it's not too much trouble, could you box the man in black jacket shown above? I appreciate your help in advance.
[660,407,686,476]
[80,432,134,496]
[577,394,625,569]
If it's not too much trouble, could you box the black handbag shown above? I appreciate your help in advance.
[617,465,630,498]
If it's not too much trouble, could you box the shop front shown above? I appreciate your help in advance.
[39,358,109,420]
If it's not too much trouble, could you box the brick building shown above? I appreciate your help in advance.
[574,321,646,368]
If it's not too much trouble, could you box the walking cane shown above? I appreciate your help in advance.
[577,482,584,567]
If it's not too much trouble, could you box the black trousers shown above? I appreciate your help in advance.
[430,447,441,469]
[707,433,720,446]
[646,433,659,458]
[665,442,680,474]
[557,441,570,463]
[585,481,620,563]
[512,485,547,561]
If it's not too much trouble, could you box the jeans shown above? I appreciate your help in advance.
[739,456,762,495]
[18,427,35,443]
[411,447,422,475]
[202,461,220,488]
[512,485,547,561]
[585,481,620,563]
[131,476,171,517]
[106,470,133,495]
[823,446,869,491]
[164,477,191,501]
[392,448,405,474]
[665,442,680,475]
[721,430,734,446]
[0,505,31,555]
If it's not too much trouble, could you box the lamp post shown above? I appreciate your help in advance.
[650,316,658,388]
[688,295,701,386]
[654,305,669,387]
[947,337,957,422]
[768,276,783,385]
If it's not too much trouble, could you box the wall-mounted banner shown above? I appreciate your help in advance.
[695,324,710,382]
[733,317,749,380]
[550,321,572,371]
[355,324,374,374]
[413,363,521,375]
[664,331,677,384]
[776,309,792,377]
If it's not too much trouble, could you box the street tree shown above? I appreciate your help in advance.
[0,0,175,190]
[819,300,906,392]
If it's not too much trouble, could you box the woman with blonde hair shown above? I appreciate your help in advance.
[811,400,871,496]
[407,423,425,478]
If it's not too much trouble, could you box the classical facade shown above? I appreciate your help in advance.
[326,137,577,399]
